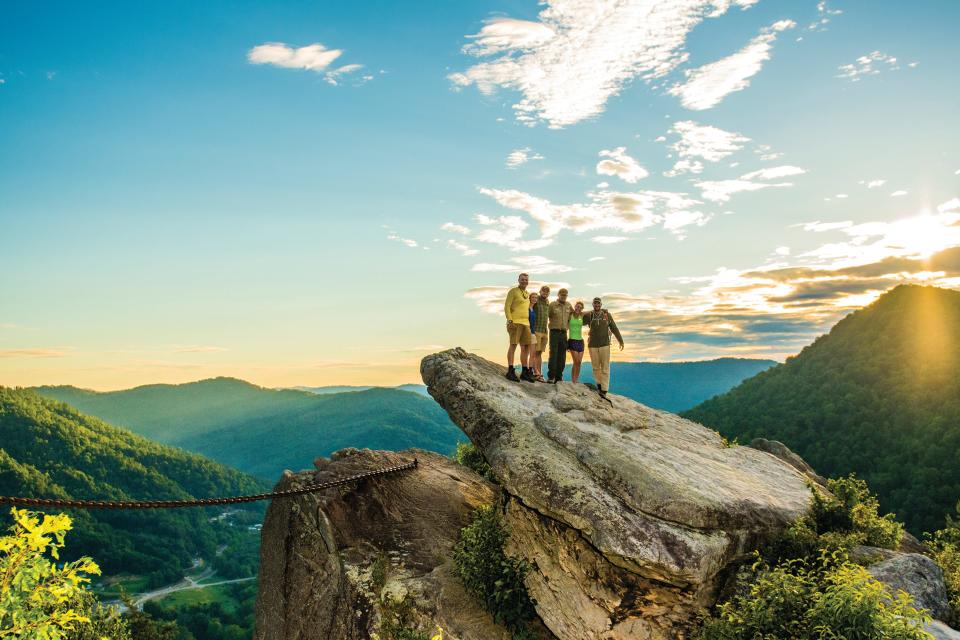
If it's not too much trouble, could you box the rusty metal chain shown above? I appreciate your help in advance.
[0,458,418,510]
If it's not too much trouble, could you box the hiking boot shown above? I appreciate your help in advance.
[520,368,536,382]
[505,367,519,382]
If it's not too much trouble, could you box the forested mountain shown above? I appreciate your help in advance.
[567,358,777,412]
[293,383,429,396]
[0,386,266,583]
[35,379,463,480]
[684,284,960,534]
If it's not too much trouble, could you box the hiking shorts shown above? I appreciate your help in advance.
[534,331,548,352]
[507,322,532,345]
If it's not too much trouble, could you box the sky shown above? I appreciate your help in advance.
[1,0,959,390]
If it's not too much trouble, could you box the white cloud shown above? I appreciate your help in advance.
[668,19,795,111]
[450,0,762,128]
[442,222,472,235]
[775,246,790,256]
[836,51,900,82]
[860,179,887,189]
[937,198,960,213]
[663,120,749,176]
[324,63,364,86]
[472,255,575,274]
[891,190,908,197]
[473,213,554,252]
[447,239,479,256]
[592,236,629,244]
[387,233,419,249]
[478,185,706,244]
[596,147,649,183]
[805,1,842,32]
[740,165,806,180]
[696,165,806,202]
[588,256,606,262]
[506,147,545,168]
[835,193,848,199]
[247,42,364,85]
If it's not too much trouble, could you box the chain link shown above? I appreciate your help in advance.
[0,458,418,510]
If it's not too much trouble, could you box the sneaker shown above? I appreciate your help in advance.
[505,367,519,382]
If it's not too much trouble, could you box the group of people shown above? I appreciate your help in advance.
[504,272,624,399]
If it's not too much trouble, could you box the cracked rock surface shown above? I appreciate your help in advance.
[421,348,814,639]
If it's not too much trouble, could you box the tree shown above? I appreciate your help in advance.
[0,508,102,639]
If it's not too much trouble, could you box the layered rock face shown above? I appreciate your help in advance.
[254,449,511,640]
[421,348,815,639]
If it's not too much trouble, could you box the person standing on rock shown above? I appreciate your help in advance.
[547,288,574,383]
[582,296,624,399]
[568,300,586,383]
[504,272,533,382]
[524,285,549,382]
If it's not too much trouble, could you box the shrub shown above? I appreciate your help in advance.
[697,553,933,640]
[766,475,903,564]
[452,442,493,480]
[927,501,960,626]
[453,505,535,633]
[0,508,107,640]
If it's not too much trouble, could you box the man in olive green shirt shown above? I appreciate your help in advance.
[547,288,573,382]
[581,296,624,398]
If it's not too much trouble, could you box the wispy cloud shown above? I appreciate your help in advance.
[472,255,575,274]
[859,179,887,189]
[0,347,73,358]
[663,120,750,176]
[668,19,795,111]
[441,222,471,235]
[506,147,544,168]
[891,190,909,197]
[447,239,479,256]
[450,0,761,128]
[171,345,228,353]
[695,165,806,202]
[387,233,424,249]
[805,1,842,33]
[592,236,629,244]
[475,184,709,247]
[596,147,649,183]
[836,51,902,82]
[247,42,365,85]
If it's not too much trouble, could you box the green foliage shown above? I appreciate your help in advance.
[0,508,102,639]
[453,506,535,633]
[35,379,465,481]
[767,475,903,565]
[684,284,960,534]
[0,386,265,586]
[138,581,257,640]
[696,553,933,640]
[371,554,388,592]
[377,592,431,640]
[67,590,132,640]
[451,442,493,480]
[926,501,960,626]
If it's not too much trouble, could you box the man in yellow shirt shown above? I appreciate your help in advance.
[504,272,533,382]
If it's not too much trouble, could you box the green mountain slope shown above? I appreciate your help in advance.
[36,379,463,480]
[684,284,960,534]
[568,358,777,412]
[0,386,266,583]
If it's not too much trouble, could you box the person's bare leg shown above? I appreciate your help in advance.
[507,343,517,368]
[520,344,530,368]
[571,351,582,382]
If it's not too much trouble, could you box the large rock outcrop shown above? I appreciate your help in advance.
[421,349,815,639]
[254,449,512,640]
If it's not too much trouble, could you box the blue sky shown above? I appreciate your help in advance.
[2,0,959,389]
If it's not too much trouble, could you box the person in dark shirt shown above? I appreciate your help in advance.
[581,296,624,398]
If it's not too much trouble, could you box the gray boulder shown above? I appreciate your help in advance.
[866,550,952,621]
[421,348,814,639]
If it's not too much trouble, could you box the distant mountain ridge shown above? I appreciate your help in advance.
[567,358,777,412]
[0,386,266,580]
[35,378,463,480]
[685,284,960,534]
[292,383,430,397]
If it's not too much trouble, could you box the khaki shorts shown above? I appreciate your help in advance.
[507,322,532,345]
[534,331,548,351]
